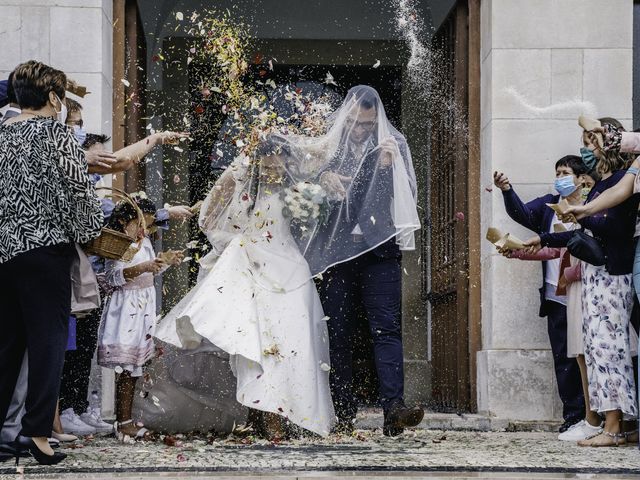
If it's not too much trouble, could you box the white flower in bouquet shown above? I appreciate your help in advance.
[281,181,331,235]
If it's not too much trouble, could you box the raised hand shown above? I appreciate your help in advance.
[86,149,117,170]
[145,258,166,274]
[496,245,514,258]
[168,251,184,266]
[493,171,511,191]
[167,205,194,222]
[522,235,542,254]
[563,204,588,221]
[601,123,622,152]
[320,172,352,200]
[378,136,398,168]
[155,131,190,145]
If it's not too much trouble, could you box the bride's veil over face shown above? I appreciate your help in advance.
[197,85,420,287]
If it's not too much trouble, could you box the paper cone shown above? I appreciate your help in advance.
[486,227,504,244]
[486,227,525,250]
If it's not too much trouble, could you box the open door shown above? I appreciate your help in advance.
[427,0,481,413]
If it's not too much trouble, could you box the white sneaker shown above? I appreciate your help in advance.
[60,408,97,436]
[558,419,603,441]
[80,408,112,433]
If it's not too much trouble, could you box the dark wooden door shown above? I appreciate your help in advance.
[427,0,479,413]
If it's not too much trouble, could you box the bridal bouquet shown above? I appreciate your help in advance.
[281,182,330,236]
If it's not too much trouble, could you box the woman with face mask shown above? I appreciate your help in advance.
[0,61,103,465]
[565,122,640,448]
[502,166,607,443]
[495,156,596,440]
[525,116,640,447]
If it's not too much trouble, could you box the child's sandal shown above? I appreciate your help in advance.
[114,419,152,443]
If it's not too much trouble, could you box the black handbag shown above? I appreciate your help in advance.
[567,230,606,266]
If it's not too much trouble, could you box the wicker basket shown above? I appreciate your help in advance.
[83,187,145,261]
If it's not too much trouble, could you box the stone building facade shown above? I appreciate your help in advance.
[0,0,634,423]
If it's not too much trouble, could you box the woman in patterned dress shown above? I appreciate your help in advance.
[527,118,639,447]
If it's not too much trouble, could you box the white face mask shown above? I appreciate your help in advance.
[53,93,67,124]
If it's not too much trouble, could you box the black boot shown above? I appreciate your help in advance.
[383,400,424,437]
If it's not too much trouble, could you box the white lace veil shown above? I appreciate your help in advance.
[198,85,420,289]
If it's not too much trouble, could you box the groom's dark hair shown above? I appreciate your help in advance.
[359,92,377,111]
[351,86,379,111]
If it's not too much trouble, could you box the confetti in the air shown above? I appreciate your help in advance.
[324,71,337,86]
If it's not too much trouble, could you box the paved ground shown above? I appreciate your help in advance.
[1,428,639,478]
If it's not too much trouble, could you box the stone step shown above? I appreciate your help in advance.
[355,408,562,432]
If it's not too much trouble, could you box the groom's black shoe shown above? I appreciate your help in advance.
[383,400,424,437]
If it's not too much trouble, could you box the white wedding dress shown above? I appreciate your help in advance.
[154,193,335,436]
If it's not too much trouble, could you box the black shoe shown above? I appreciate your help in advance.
[331,418,355,435]
[559,418,582,433]
[14,436,67,466]
[0,445,15,463]
[383,401,425,437]
[0,442,26,457]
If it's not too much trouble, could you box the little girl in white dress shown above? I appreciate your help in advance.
[97,197,181,441]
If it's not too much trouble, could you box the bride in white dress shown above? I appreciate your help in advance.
[154,151,335,437]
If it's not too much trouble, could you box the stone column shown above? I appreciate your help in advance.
[478,0,632,421]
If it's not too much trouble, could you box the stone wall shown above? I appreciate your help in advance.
[478,0,633,421]
[0,0,113,137]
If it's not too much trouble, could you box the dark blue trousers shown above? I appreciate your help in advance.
[545,300,584,424]
[318,252,404,421]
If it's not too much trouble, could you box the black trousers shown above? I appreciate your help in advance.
[545,300,584,423]
[59,308,101,414]
[318,252,404,421]
[0,243,74,437]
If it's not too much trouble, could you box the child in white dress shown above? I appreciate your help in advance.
[97,197,182,441]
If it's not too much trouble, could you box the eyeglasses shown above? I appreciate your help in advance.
[345,119,377,131]
[67,119,83,127]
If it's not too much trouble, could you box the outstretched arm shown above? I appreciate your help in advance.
[493,171,543,232]
[87,131,188,174]
[566,160,639,219]
[199,170,238,234]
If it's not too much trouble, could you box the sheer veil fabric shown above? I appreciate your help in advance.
[198,84,420,291]
[152,86,418,435]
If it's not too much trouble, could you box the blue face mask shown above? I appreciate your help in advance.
[554,175,577,197]
[580,147,597,170]
[73,125,87,146]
